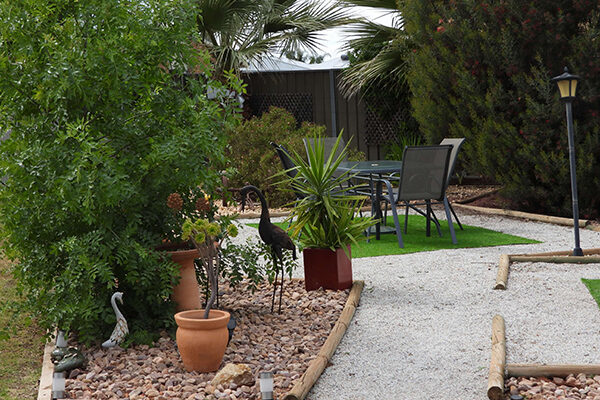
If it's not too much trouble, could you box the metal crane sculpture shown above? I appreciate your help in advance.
[240,185,296,313]
[102,292,129,348]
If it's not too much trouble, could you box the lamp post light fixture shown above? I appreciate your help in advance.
[551,66,583,256]
[259,371,274,400]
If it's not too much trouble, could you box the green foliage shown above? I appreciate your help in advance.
[405,0,600,217]
[385,132,423,161]
[0,0,241,343]
[227,107,326,207]
[120,330,161,349]
[213,237,297,292]
[197,0,350,73]
[284,134,376,251]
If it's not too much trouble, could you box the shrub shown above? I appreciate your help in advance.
[227,107,325,207]
[0,0,241,343]
[405,0,600,217]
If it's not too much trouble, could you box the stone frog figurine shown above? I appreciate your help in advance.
[52,346,86,372]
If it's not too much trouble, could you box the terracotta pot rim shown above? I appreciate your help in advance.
[174,309,230,329]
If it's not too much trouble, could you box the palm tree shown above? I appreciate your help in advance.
[337,0,409,97]
[197,0,351,74]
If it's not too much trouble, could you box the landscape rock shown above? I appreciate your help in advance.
[64,279,348,399]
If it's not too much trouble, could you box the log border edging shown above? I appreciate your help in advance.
[453,203,589,228]
[37,338,54,400]
[283,280,365,400]
[507,364,600,377]
[487,315,506,400]
[494,248,600,290]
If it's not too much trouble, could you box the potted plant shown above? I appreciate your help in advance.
[285,134,375,290]
[174,217,238,372]
[160,192,214,311]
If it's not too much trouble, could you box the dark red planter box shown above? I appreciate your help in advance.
[302,246,352,291]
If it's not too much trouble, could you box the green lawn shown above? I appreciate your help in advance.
[0,258,44,400]
[582,279,600,309]
[247,214,539,258]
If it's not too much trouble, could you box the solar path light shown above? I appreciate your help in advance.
[551,66,583,256]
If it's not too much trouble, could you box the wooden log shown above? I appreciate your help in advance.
[511,248,600,257]
[283,280,364,400]
[509,255,600,264]
[494,255,510,290]
[487,315,506,400]
[37,339,54,400]
[453,204,588,227]
[507,364,600,377]
[456,187,501,204]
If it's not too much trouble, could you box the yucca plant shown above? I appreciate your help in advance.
[283,134,376,251]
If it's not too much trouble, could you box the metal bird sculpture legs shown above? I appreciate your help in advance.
[240,185,296,313]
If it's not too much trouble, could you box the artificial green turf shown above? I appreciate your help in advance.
[582,279,600,309]
[246,214,539,258]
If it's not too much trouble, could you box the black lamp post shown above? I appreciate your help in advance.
[551,67,583,256]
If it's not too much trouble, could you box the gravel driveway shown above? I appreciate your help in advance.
[236,210,600,400]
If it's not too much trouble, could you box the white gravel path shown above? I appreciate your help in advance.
[234,211,600,400]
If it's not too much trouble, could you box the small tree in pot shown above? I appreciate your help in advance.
[174,217,238,372]
[284,134,376,290]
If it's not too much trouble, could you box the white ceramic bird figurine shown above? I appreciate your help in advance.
[102,292,129,348]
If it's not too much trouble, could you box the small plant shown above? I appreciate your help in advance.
[181,218,238,319]
[226,107,326,207]
[284,133,376,251]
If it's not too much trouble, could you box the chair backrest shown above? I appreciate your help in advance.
[270,142,297,179]
[439,138,465,185]
[398,145,453,201]
[303,136,347,166]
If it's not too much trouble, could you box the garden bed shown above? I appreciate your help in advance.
[65,279,349,400]
[504,374,600,399]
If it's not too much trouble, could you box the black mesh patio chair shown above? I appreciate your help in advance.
[439,138,465,230]
[396,145,457,244]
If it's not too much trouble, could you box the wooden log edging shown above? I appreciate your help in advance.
[507,364,600,377]
[455,187,501,204]
[494,254,511,290]
[487,315,506,400]
[37,339,55,400]
[283,280,365,400]
[494,248,600,290]
[453,203,589,228]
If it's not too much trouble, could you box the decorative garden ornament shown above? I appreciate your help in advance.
[240,185,296,313]
[102,292,129,348]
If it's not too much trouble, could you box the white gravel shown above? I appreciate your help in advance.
[234,210,600,400]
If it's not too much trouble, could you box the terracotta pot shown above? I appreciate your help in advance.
[302,245,352,291]
[168,248,202,312]
[174,309,230,372]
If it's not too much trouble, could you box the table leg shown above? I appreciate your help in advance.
[375,180,382,240]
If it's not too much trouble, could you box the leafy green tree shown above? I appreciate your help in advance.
[197,0,350,74]
[337,0,409,97]
[0,0,241,342]
[284,49,327,64]
[405,0,600,217]
[338,0,419,157]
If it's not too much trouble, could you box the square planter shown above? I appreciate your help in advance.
[302,245,352,291]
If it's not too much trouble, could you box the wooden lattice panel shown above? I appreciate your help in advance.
[365,99,410,145]
[248,93,313,126]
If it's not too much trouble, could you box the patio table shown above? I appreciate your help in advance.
[336,160,404,247]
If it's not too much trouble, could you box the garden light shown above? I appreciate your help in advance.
[56,330,67,348]
[551,66,583,256]
[51,372,66,399]
[259,371,274,400]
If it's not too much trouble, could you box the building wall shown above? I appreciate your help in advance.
[243,70,386,160]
